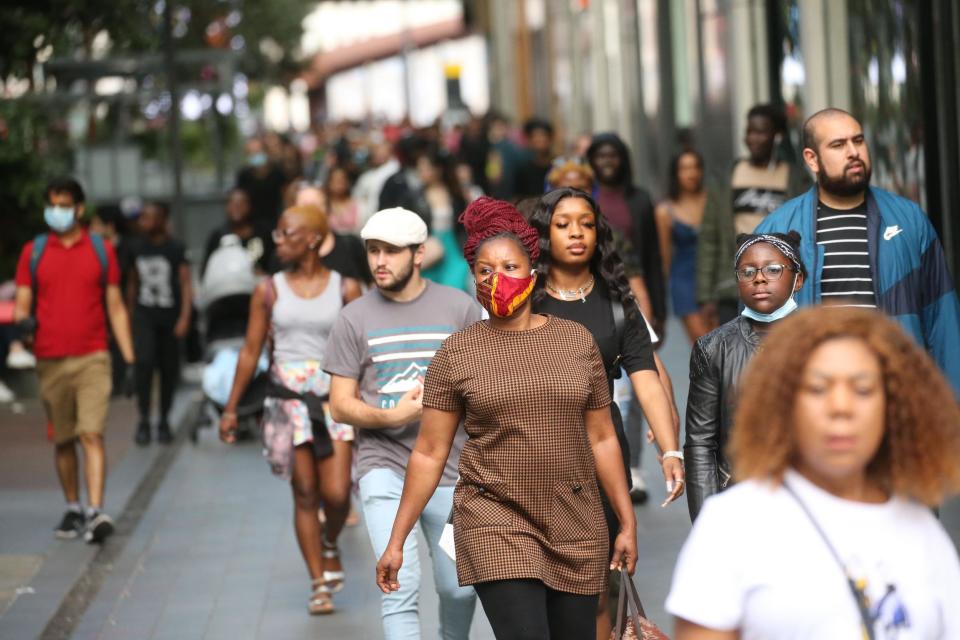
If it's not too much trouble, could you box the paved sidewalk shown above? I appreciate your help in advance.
[37,320,702,639]
[2,319,957,639]
[0,388,197,639]
[64,416,696,640]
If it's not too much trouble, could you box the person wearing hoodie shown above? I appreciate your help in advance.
[236,137,287,232]
[586,133,666,336]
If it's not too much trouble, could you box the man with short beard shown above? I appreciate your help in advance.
[757,108,960,395]
[324,208,480,639]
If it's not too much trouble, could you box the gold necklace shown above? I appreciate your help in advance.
[545,276,595,303]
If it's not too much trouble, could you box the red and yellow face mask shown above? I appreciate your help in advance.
[476,271,536,317]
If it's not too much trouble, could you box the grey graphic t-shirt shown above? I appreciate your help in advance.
[324,281,482,485]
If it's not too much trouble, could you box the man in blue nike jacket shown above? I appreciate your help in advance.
[756,108,960,396]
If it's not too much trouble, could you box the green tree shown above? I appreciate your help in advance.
[0,0,315,278]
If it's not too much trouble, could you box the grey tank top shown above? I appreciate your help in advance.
[271,271,342,364]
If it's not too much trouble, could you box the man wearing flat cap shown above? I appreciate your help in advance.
[325,208,480,639]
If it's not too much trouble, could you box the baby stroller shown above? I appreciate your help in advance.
[191,235,268,443]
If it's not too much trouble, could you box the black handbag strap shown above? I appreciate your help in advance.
[783,481,876,640]
[614,567,646,638]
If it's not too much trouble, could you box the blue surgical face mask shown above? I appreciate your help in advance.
[741,273,799,323]
[248,152,268,167]
[44,206,77,233]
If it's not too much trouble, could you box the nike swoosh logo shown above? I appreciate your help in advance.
[883,225,903,241]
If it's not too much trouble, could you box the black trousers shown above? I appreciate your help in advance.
[474,579,598,640]
[133,309,180,423]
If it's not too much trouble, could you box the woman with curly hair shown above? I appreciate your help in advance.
[667,306,960,639]
[529,188,685,638]
[376,196,637,640]
[684,231,806,522]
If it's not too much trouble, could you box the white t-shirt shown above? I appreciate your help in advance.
[666,469,960,639]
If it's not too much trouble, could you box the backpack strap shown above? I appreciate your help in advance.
[29,233,48,280]
[262,273,278,313]
[29,234,48,312]
[260,274,279,370]
[89,233,109,290]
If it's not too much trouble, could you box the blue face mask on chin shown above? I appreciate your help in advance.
[741,274,800,323]
[248,152,268,168]
[44,206,77,233]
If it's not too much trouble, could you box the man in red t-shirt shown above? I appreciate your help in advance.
[13,176,135,544]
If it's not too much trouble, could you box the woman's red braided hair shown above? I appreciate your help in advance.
[459,196,541,267]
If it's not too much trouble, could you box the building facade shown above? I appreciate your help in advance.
[480,0,960,275]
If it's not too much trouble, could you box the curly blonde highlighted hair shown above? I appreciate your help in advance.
[729,306,960,506]
[547,160,594,190]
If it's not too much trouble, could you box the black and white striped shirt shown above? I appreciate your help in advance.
[816,201,876,308]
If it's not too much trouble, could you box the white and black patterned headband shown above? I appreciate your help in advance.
[734,234,802,271]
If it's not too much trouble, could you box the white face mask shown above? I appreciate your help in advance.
[44,206,77,232]
[741,273,800,323]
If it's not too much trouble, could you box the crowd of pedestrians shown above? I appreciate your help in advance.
[4,102,960,639]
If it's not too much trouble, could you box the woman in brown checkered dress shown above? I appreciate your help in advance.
[376,198,637,640]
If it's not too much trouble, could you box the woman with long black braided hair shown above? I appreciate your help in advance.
[529,188,685,638]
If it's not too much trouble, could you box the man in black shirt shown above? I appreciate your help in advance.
[202,188,275,276]
[514,118,555,199]
[125,202,192,445]
[235,137,286,232]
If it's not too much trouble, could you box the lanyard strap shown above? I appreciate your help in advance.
[783,481,876,640]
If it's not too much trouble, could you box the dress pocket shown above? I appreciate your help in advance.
[454,482,514,530]
[548,480,599,543]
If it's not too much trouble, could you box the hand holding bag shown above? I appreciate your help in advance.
[611,567,671,640]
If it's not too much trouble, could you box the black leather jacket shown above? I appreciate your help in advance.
[684,316,762,521]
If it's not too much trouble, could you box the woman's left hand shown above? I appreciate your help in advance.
[660,457,685,507]
[610,528,638,575]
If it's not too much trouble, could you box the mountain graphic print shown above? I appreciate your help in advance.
[367,325,455,408]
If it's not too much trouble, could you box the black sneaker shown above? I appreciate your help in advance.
[54,510,86,539]
[157,421,173,444]
[629,475,649,505]
[135,421,151,446]
[84,512,115,544]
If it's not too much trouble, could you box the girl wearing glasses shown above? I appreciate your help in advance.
[684,231,806,522]
[219,205,363,614]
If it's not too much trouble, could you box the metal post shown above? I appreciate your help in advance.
[163,1,185,233]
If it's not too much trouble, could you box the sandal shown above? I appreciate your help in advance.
[309,578,334,615]
[321,534,345,594]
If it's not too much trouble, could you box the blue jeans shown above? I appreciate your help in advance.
[615,370,645,468]
[359,468,477,640]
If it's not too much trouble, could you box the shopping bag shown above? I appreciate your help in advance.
[611,567,670,640]
[438,507,456,561]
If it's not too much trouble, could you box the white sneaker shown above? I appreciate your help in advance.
[0,380,15,403]
[6,349,37,369]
